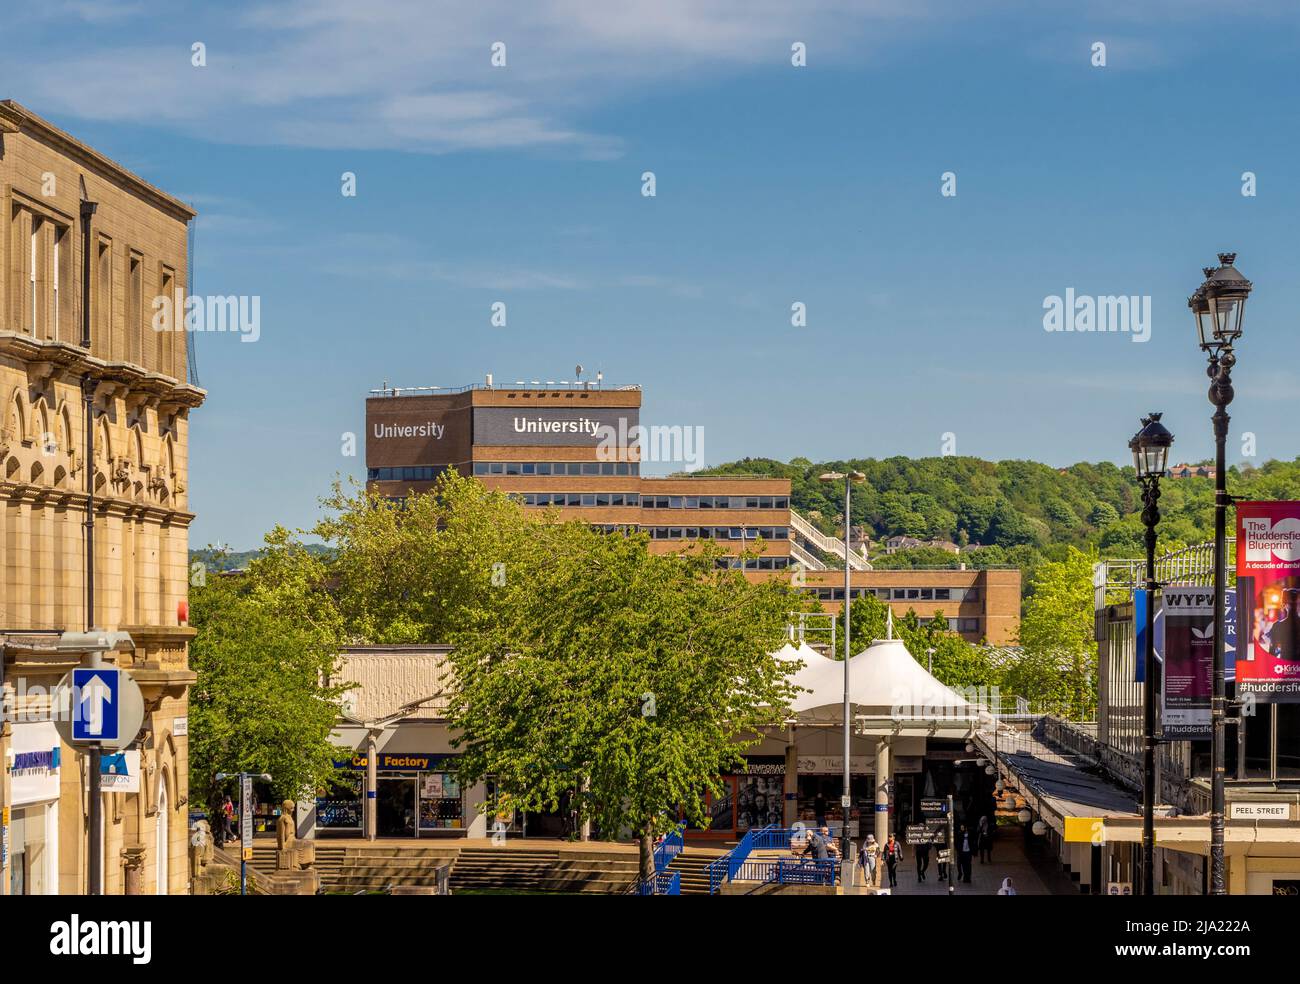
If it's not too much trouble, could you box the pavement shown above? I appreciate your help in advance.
[885,828,1079,896]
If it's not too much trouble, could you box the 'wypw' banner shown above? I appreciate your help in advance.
[1160,586,1214,740]
[1237,501,1300,702]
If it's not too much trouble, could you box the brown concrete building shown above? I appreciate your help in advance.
[0,101,202,895]
[796,568,1021,644]
[366,380,1020,644]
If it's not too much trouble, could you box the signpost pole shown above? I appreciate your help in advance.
[240,773,253,896]
[88,742,102,894]
[947,794,955,897]
[87,651,103,896]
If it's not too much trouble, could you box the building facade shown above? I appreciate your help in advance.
[0,101,202,894]
[365,379,1020,644]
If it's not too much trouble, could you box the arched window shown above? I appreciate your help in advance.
[156,773,169,895]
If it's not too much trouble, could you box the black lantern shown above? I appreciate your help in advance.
[1129,413,1174,479]
[1194,253,1252,351]
[1188,268,1215,352]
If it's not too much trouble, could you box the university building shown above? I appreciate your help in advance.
[0,102,202,894]
[365,378,1020,645]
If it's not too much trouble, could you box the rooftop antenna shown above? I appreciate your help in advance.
[596,370,603,389]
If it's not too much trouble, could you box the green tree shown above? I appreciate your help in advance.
[189,530,350,810]
[330,472,807,879]
[1009,546,1097,718]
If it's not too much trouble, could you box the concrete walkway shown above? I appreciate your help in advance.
[885,828,1077,896]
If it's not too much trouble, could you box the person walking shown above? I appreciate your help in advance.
[978,814,994,864]
[219,794,236,846]
[814,790,828,828]
[997,876,1017,895]
[882,833,903,889]
[957,824,974,883]
[916,840,931,882]
[859,834,879,888]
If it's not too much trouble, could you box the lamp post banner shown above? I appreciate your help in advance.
[1236,501,1300,702]
[1160,586,1215,739]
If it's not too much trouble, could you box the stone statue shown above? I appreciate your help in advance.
[189,819,211,880]
[276,799,295,850]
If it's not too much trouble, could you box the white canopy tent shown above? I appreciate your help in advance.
[784,636,982,740]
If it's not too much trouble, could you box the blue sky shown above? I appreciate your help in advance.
[5,2,1300,549]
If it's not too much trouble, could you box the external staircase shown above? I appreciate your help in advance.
[789,510,871,571]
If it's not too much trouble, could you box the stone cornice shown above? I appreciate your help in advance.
[0,100,196,222]
[0,481,195,525]
[0,332,206,409]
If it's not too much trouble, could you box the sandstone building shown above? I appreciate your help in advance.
[0,101,203,894]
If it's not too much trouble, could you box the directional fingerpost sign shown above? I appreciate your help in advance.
[72,668,119,742]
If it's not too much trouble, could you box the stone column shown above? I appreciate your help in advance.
[784,728,799,828]
[874,738,891,848]
[365,730,378,841]
[122,844,145,895]
[465,782,488,838]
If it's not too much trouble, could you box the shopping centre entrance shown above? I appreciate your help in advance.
[377,777,417,836]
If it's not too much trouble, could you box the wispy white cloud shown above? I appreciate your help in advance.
[5,0,948,155]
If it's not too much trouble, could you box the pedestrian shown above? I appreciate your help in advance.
[957,824,973,883]
[859,834,879,887]
[819,825,841,860]
[219,794,236,845]
[916,840,931,882]
[808,827,829,860]
[997,876,1017,896]
[814,790,827,828]
[882,832,903,888]
[978,814,993,864]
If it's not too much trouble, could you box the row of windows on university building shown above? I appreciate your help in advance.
[370,470,790,511]
[367,463,643,480]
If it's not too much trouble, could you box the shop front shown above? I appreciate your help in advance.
[685,757,787,840]
[5,721,61,895]
[320,752,465,838]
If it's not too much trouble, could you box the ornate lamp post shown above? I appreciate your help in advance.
[1130,413,1173,895]
[1188,252,1252,896]
[819,469,866,870]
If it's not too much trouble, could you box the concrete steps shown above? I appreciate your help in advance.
[667,852,718,895]
[263,842,640,894]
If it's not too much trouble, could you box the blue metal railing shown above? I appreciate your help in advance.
[734,858,838,886]
[750,826,803,851]
[706,824,788,893]
[654,824,686,873]
[634,870,681,896]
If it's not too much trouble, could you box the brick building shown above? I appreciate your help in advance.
[365,379,1019,644]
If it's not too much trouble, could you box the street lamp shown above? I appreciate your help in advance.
[1189,252,1252,896]
[819,469,866,869]
[1129,412,1173,896]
